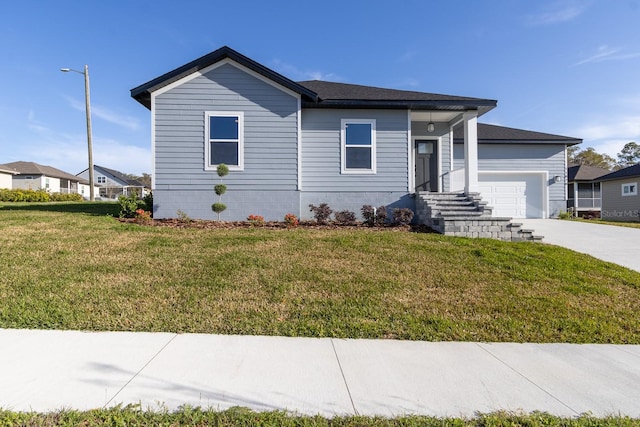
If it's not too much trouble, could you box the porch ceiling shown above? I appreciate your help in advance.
[411,110,462,124]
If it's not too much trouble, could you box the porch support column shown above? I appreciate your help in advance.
[463,111,479,193]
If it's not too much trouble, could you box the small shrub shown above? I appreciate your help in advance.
[361,205,375,226]
[558,210,572,220]
[176,209,192,223]
[212,164,229,220]
[118,193,144,218]
[284,213,299,228]
[392,207,414,225]
[361,205,387,227]
[334,210,356,225]
[309,203,333,224]
[211,202,227,216]
[134,208,152,224]
[247,214,265,226]
[376,205,387,225]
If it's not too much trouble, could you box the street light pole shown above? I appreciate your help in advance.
[61,65,95,201]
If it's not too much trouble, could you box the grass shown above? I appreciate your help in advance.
[573,218,640,229]
[0,406,638,427]
[1,202,640,343]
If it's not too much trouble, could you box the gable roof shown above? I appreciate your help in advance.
[131,46,319,109]
[131,46,496,115]
[567,163,611,181]
[5,161,90,184]
[78,165,146,187]
[453,123,582,145]
[598,163,640,182]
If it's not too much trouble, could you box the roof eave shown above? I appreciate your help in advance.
[131,46,319,110]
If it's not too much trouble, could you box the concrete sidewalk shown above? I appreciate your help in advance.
[1,329,640,418]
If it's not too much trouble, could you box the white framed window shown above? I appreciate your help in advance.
[341,119,376,174]
[97,176,106,184]
[205,111,244,171]
[622,182,637,196]
[45,178,50,189]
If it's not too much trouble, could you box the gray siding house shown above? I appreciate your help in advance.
[599,164,640,221]
[131,46,581,222]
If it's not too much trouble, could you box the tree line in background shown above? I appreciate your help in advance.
[124,172,152,188]
[569,141,640,170]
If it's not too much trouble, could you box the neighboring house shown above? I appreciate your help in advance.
[5,161,96,197]
[77,165,147,199]
[598,163,640,221]
[130,46,581,221]
[0,164,18,189]
[567,163,611,217]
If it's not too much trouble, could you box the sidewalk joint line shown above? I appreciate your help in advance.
[475,343,579,415]
[104,333,179,408]
[330,338,359,416]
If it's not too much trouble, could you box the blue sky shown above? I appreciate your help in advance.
[1,0,639,175]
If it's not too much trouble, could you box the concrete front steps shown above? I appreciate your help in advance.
[416,192,543,242]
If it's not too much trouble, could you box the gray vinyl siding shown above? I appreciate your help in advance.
[454,143,567,215]
[154,62,299,191]
[601,178,640,221]
[301,109,409,192]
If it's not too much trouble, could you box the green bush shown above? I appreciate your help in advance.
[142,191,153,212]
[49,192,83,202]
[118,193,145,218]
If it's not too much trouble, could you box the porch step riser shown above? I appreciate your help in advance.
[415,192,542,242]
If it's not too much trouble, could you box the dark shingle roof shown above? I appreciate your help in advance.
[297,80,496,114]
[0,164,17,174]
[97,165,145,187]
[131,46,496,114]
[567,163,611,181]
[453,123,582,145]
[598,163,640,181]
[5,161,89,184]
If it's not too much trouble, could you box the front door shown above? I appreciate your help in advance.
[415,140,437,192]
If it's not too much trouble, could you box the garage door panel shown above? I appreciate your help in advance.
[479,173,544,219]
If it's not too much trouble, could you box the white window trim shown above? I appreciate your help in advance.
[204,111,244,171]
[622,182,638,196]
[341,118,376,174]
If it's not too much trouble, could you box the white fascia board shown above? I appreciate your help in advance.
[151,58,301,100]
[297,98,302,190]
[150,93,156,190]
[407,110,412,192]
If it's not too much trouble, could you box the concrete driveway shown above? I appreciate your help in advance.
[519,219,640,273]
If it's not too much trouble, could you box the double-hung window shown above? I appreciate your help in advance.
[341,119,376,174]
[622,182,637,196]
[205,112,244,171]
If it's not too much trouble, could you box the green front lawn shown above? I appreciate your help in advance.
[1,203,640,343]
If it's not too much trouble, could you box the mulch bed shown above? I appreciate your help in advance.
[118,217,435,233]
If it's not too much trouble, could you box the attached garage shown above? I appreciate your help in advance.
[479,172,547,218]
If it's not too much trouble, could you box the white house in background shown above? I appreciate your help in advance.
[77,165,147,199]
[5,161,98,197]
[0,164,18,189]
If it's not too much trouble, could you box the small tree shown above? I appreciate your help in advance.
[212,163,229,220]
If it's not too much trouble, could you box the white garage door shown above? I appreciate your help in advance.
[479,172,545,219]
